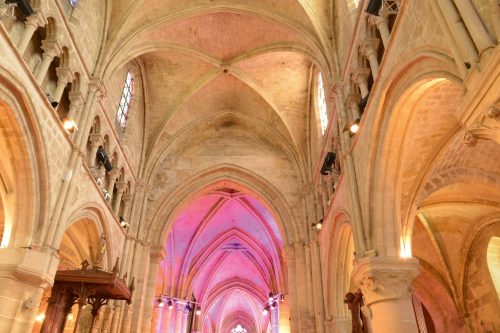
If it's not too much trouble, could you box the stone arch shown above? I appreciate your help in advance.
[0,68,49,248]
[366,52,464,256]
[148,165,301,247]
[325,210,355,321]
[59,203,113,269]
[459,215,500,329]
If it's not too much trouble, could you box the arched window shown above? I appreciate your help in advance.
[231,324,247,333]
[317,73,328,134]
[116,71,134,129]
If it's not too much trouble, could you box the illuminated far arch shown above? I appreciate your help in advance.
[488,236,500,300]
[149,165,301,247]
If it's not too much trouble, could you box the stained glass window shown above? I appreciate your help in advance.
[231,324,247,333]
[317,73,328,134]
[116,71,134,129]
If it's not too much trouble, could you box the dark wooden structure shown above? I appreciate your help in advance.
[344,290,369,333]
[40,260,134,333]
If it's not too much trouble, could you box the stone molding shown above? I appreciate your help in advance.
[352,256,419,306]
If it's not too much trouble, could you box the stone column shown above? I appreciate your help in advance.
[150,305,163,333]
[140,248,164,333]
[17,13,44,55]
[0,248,59,333]
[113,182,127,214]
[319,184,329,218]
[363,38,381,79]
[452,0,494,54]
[109,304,122,333]
[435,0,478,62]
[325,317,351,333]
[67,92,84,128]
[88,134,103,168]
[309,237,325,333]
[174,303,184,333]
[352,256,420,333]
[284,245,299,333]
[120,194,132,220]
[271,305,280,333]
[347,94,361,120]
[35,40,61,84]
[294,242,314,332]
[353,68,370,99]
[374,15,390,48]
[54,67,74,103]
[160,306,173,332]
[106,169,120,202]
[119,305,133,333]
[99,305,114,333]
[180,307,190,333]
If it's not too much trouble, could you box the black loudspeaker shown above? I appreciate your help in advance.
[96,147,107,164]
[6,0,35,17]
[321,152,336,175]
[365,0,382,16]
[103,160,113,172]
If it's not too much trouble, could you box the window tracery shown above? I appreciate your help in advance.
[116,71,134,129]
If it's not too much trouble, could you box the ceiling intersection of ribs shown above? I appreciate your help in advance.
[103,1,333,168]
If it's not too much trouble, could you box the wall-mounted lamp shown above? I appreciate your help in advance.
[312,219,324,231]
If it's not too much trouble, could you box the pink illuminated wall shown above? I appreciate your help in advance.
[158,188,284,333]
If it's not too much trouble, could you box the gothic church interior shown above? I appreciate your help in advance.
[0,0,499,332]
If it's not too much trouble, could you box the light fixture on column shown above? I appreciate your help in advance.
[6,0,34,16]
[262,305,270,316]
[35,313,45,323]
[349,119,360,134]
[365,0,382,16]
[280,294,285,302]
[195,306,201,316]
[45,93,59,108]
[157,296,164,308]
[102,189,111,201]
[67,313,74,321]
[119,216,129,228]
[185,304,192,312]
[168,300,174,310]
[312,219,324,231]
[62,118,78,132]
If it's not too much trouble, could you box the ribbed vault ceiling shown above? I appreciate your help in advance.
[159,189,283,332]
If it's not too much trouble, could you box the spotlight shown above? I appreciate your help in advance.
[119,216,129,228]
[185,304,192,312]
[263,306,270,316]
[349,119,360,134]
[312,219,323,231]
[157,297,164,308]
[280,294,285,302]
[196,307,201,316]
[271,301,277,310]
[67,313,74,320]
[62,118,77,132]
[45,93,59,108]
[268,292,274,302]
[35,313,45,323]
[168,300,174,310]
[365,0,382,16]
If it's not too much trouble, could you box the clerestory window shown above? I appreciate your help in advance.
[116,71,134,129]
[317,73,328,134]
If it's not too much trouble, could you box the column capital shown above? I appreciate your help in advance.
[107,168,120,179]
[352,256,419,306]
[41,40,62,58]
[25,12,46,28]
[122,193,133,203]
[362,38,380,58]
[56,67,74,85]
[89,77,107,101]
[89,133,103,147]
[347,93,361,105]
[330,81,345,97]
[115,181,127,193]
[68,91,84,106]
[150,246,166,263]
[352,68,371,85]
